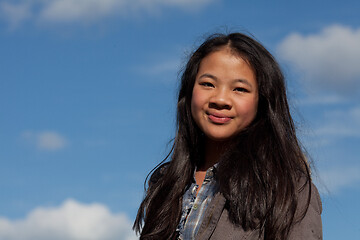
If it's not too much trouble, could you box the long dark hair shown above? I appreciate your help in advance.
[134,33,311,240]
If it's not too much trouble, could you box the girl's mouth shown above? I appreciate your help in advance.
[208,114,232,124]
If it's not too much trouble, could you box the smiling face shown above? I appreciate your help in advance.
[191,47,259,142]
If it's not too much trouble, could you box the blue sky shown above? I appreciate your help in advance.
[0,0,359,239]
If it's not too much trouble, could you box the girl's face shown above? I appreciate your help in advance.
[191,47,258,142]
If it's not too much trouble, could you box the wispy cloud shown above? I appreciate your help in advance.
[315,107,360,138]
[297,94,347,106]
[278,24,360,95]
[0,1,32,29]
[0,0,214,27]
[315,166,360,194]
[138,59,181,76]
[21,130,68,151]
[0,199,137,240]
[301,106,360,148]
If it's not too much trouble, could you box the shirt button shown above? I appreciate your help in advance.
[192,186,197,195]
[193,204,198,210]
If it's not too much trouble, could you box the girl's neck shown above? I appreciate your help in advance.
[198,138,229,171]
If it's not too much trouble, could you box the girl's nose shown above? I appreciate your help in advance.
[209,89,232,109]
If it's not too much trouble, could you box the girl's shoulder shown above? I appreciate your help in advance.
[297,177,322,215]
[298,177,322,217]
[288,177,322,239]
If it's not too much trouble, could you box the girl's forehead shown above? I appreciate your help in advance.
[198,48,256,79]
[202,47,252,68]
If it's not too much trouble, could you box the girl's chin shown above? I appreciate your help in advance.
[204,135,236,143]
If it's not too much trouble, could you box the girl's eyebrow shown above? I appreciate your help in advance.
[198,73,253,88]
[198,73,217,81]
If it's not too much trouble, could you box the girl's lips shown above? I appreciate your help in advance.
[208,114,232,124]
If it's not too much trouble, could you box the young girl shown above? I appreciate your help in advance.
[134,33,322,240]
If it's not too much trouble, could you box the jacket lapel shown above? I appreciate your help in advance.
[195,192,226,240]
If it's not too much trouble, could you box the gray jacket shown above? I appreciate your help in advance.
[194,183,322,240]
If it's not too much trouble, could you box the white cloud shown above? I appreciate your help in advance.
[0,0,214,26]
[0,199,137,240]
[315,166,360,194]
[21,130,68,151]
[278,25,360,94]
[38,0,126,22]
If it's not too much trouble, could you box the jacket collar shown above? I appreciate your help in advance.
[195,192,226,240]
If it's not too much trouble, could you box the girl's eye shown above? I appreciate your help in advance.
[234,87,249,93]
[200,82,214,87]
